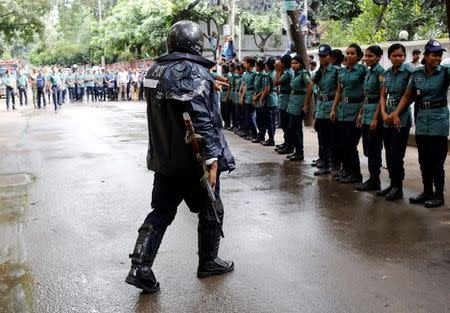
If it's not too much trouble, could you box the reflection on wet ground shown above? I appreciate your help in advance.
[0,182,33,312]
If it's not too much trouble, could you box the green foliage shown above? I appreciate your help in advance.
[319,0,448,46]
[0,0,51,55]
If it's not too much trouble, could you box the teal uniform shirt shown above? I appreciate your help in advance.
[244,69,257,104]
[287,69,312,116]
[66,73,76,88]
[253,71,264,108]
[85,73,95,87]
[49,73,62,86]
[220,72,231,102]
[278,69,293,111]
[262,70,278,108]
[362,63,385,125]
[407,65,450,136]
[95,73,104,86]
[229,73,236,104]
[2,74,17,88]
[337,63,367,121]
[382,62,413,128]
[76,73,86,87]
[315,64,339,119]
[234,74,242,104]
[16,74,28,88]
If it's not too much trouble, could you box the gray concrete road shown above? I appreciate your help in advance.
[0,101,449,313]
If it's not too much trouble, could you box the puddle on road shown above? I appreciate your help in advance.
[0,175,34,312]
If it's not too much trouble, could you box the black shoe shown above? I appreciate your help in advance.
[314,168,331,176]
[334,170,348,181]
[261,139,275,146]
[251,137,261,143]
[355,178,381,191]
[331,164,341,172]
[244,136,253,141]
[340,174,362,184]
[125,265,160,294]
[424,196,445,208]
[409,192,434,204]
[288,153,304,161]
[311,159,324,168]
[278,147,295,155]
[275,143,286,151]
[385,185,403,201]
[197,257,234,278]
[376,185,392,197]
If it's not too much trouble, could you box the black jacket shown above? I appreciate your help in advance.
[144,52,235,176]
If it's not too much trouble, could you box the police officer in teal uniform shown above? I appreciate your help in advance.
[378,43,413,201]
[66,70,76,102]
[220,64,232,129]
[355,45,385,191]
[394,40,449,208]
[49,66,63,111]
[330,43,367,183]
[313,44,339,175]
[85,69,95,102]
[234,64,245,134]
[251,59,265,143]
[259,58,278,146]
[242,57,258,140]
[2,69,16,110]
[286,55,313,161]
[274,54,294,154]
[16,69,28,106]
[76,69,86,101]
[94,70,104,101]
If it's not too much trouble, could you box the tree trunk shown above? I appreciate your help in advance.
[446,0,450,42]
[375,4,388,34]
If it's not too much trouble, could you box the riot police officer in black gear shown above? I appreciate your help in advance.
[125,20,235,294]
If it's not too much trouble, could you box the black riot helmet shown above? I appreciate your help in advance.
[167,20,204,56]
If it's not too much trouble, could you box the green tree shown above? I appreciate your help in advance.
[0,0,51,55]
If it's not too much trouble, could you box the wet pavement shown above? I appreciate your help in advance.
[0,101,449,313]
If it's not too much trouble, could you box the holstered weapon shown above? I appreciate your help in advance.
[183,112,224,238]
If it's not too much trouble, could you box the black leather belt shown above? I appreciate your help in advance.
[365,97,380,103]
[279,90,291,95]
[418,101,447,109]
[291,90,306,95]
[342,96,363,103]
[318,95,335,101]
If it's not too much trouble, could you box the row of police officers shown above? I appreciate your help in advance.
[219,39,449,208]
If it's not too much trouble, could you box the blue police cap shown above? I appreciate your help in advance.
[424,40,446,53]
[318,44,332,56]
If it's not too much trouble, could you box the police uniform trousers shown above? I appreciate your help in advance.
[245,103,258,138]
[255,107,264,138]
[138,171,224,264]
[383,126,410,186]
[415,135,448,197]
[221,100,232,128]
[36,87,46,108]
[339,121,361,175]
[5,87,15,109]
[314,118,332,168]
[262,106,276,139]
[288,112,305,155]
[279,108,291,146]
[361,121,383,179]
[18,86,28,106]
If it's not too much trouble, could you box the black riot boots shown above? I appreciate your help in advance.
[197,222,234,279]
[125,223,166,293]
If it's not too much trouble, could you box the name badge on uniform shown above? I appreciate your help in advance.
[417,89,421,96]
[144,78,159,89]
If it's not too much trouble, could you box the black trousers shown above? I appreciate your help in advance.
[361,123,383,179]
[415,135,448,196]
[383,127,410,186]
[330,121,341,167]
[140,172,224,260]
[221,100,231,128]
[37,87,46,108]
[255,107,264,137]
[339,121,361,175]
[18,87,27,105]
[288,113,305,154]
[262,106,276,138]
[315,118,332,168]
